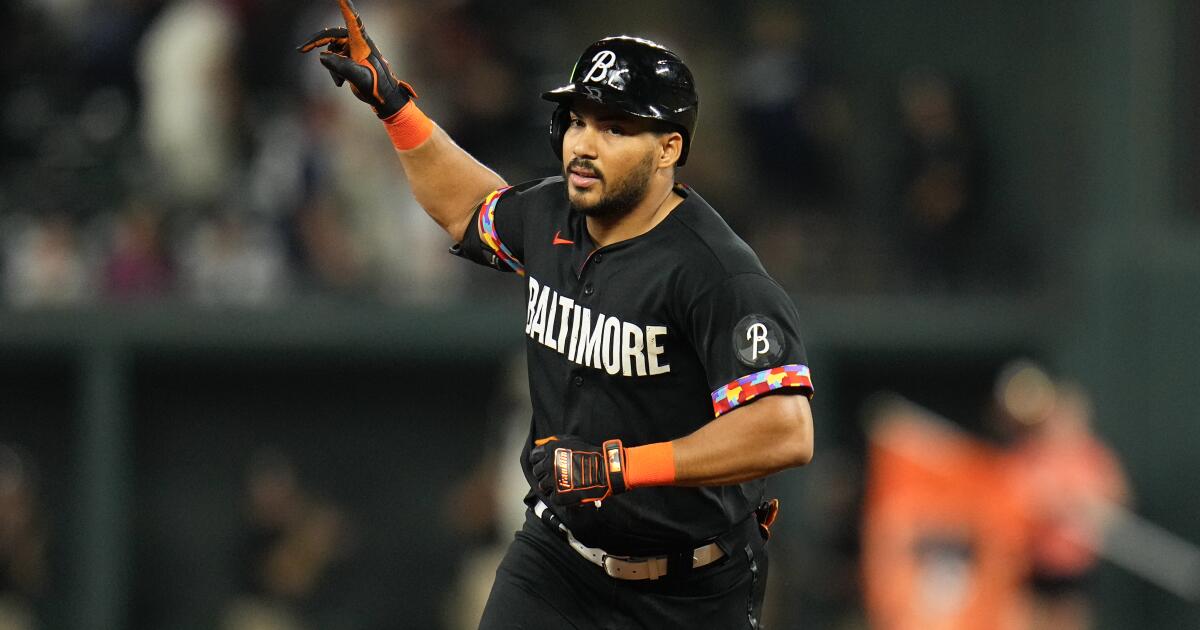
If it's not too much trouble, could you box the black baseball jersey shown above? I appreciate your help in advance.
[455,176,814,555]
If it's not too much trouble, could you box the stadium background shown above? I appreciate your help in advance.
[1,0,1197,628]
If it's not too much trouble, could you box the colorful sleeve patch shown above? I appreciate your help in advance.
[711,364,813,417]
[478,186,524,276]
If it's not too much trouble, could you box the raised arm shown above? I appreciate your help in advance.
[298,0,505,242]
[392,128,505,243]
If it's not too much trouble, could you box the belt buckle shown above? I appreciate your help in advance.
[602,553,656,580]
[600,553,626,579]
[603,552,669,580]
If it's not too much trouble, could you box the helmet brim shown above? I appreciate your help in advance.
[541,84,580,102]
[541,84,671,121]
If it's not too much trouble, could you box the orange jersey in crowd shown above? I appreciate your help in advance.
[863,407,1031,630]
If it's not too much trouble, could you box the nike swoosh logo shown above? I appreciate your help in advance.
[552,230,575,246]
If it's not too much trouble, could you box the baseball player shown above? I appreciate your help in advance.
[301,2,815,627]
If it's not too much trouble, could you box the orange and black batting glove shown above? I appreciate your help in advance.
[530,436,629,508]
[297,0,416,119]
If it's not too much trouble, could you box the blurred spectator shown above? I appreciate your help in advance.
[862,397,1030,630]
[0,445,47,630]
[2,214,94,307]
[440,351,531,630]
[409,3,539,177]
[102,199,173,300]
[226,0,304,95]
[178,212,288,305]
[731,2,852,292]
[223,448,348,630]
[288,194,367,296]
[734,2,838,204]
[1,5,72,170]
[776,446,865,630]
[997,369,1131,630]
[893,68,983,292]
[866,361,1134,630]
[77,0,166,97]
[138,0,240,206]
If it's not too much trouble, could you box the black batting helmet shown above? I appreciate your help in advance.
[543,36,699,166]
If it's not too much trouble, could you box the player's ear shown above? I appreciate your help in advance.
[656,131,683,169]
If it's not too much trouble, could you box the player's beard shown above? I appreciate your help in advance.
[565,151,656,220]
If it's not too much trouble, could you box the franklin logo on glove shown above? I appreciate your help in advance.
[556,449,572,491]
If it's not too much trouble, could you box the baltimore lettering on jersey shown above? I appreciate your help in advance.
[525,276,670,378]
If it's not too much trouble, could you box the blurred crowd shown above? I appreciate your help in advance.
[0,0,1029,310]
[2,0,540,308]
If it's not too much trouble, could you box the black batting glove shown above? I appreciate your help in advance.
[297,0,415,118]
[530,435,628,508]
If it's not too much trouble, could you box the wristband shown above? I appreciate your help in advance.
[382,101,434,151]
[624,441,676,488]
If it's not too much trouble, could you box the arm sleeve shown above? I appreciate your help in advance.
[687,273,814,417]
[452,185,527,275]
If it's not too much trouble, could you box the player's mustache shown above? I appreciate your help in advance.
[566,159,603,181]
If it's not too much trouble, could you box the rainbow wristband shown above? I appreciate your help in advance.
[382,101,434,151]
[624,442,676,488]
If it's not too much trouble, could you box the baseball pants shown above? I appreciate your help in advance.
[478,509,768,629]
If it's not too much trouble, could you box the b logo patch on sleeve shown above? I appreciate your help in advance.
[733,314,784,368]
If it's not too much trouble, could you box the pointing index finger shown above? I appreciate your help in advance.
[338,0,371,62]
[297,27,348,53]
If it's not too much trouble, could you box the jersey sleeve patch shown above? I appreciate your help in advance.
[478,186,525,276]
[711,364,813,417]
[733,314,785,368]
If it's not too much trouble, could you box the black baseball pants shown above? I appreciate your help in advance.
[478,509,768,629]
